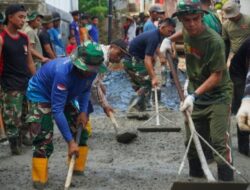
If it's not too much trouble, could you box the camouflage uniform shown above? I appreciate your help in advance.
[26,102,88,158]
[123,57,151,112]
[2,91,29,140]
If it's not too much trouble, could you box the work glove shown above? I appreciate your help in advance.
[180,94,195,114]
[236,97,250,131]
[160,38,172,54]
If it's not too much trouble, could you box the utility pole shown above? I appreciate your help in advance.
[108,0,112,44]
[140,0,145,13]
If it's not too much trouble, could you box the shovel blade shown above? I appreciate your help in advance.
[171,182,249,190]
[116,132,137,144]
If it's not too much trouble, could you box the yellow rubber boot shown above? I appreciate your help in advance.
[32,157,48,189]
[85,120,92,137]
[73,146,88,175]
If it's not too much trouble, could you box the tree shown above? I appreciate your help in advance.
[79,0,108,19]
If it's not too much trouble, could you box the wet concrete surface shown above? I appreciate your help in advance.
[0,70,249,190]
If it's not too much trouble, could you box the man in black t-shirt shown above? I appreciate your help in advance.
[0,4,36,155]
[39,15,56,59]
[229,37,250,156]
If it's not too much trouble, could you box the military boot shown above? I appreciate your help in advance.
[217,164,234,181]
[9,137,22,155]
[237,126,250,156]
[188,158,204,178]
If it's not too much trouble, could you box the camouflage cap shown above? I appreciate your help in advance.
[172,0,207,17]
[27,11,43,22]
[70,41,106,73]
[42,15,53,24]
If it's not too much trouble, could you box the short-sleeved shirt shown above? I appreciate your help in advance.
[88,24,99,43]
[143,19,157,32]
[183,27,233,105]
[129,29,162,60]
[39,29,54,58]
[80,26,88,43]
[222,14,250,53]
[48,27,65,57]
[70,21,80,45]
[23,25,43,62]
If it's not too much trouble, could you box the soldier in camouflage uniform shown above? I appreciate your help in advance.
[0,4,36,154]
[124,18,176,119]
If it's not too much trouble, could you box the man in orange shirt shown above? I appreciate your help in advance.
[79,14,89,43]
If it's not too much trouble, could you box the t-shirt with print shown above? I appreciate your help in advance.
[222,14,250,53]
[183,27,233,105]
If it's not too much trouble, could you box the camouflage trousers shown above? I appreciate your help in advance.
[123,57,152,111]
[2,91,28,139]
[26,102,88,158]
[123,57,151,96]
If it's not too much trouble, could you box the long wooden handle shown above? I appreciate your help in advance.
[154,88,160,126]
[64,154,76,190]
[166,51,215,181]
[109,112,119,134]
[64,125,83,189]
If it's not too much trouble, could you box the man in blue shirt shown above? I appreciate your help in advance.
[88,16,99,43]
[143,4,164,32]
[124,18,176,119]
[26,41,105,188]
[69,10,81,45]
[49,12,66,57]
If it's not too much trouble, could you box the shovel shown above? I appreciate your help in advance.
[165,51,249,189]
[109,112,137,144]
[64,125,83,190]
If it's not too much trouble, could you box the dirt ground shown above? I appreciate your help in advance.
[0,110,249,190]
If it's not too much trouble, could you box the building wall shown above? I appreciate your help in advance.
[45,0,78,13]
[240,0,250,15]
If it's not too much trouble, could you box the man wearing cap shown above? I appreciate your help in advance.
[26,40,128,188]
[39,15,56,59]
[222,1,250,67]
[0,4,36,154]
[143,4,165,32]
[49,12,65,57]
[222,1,250,156]
[161,0,234,181]
[79,14,90,43]
[124,18,176,120]
[70,10,81,45]
[24,11,49,69]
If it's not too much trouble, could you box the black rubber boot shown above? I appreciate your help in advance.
[218,164,234,181]
[9,137,22,155]
[237,125,250,156]
[188,158,204,178]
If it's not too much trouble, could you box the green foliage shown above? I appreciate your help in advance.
[79,0,108,19]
